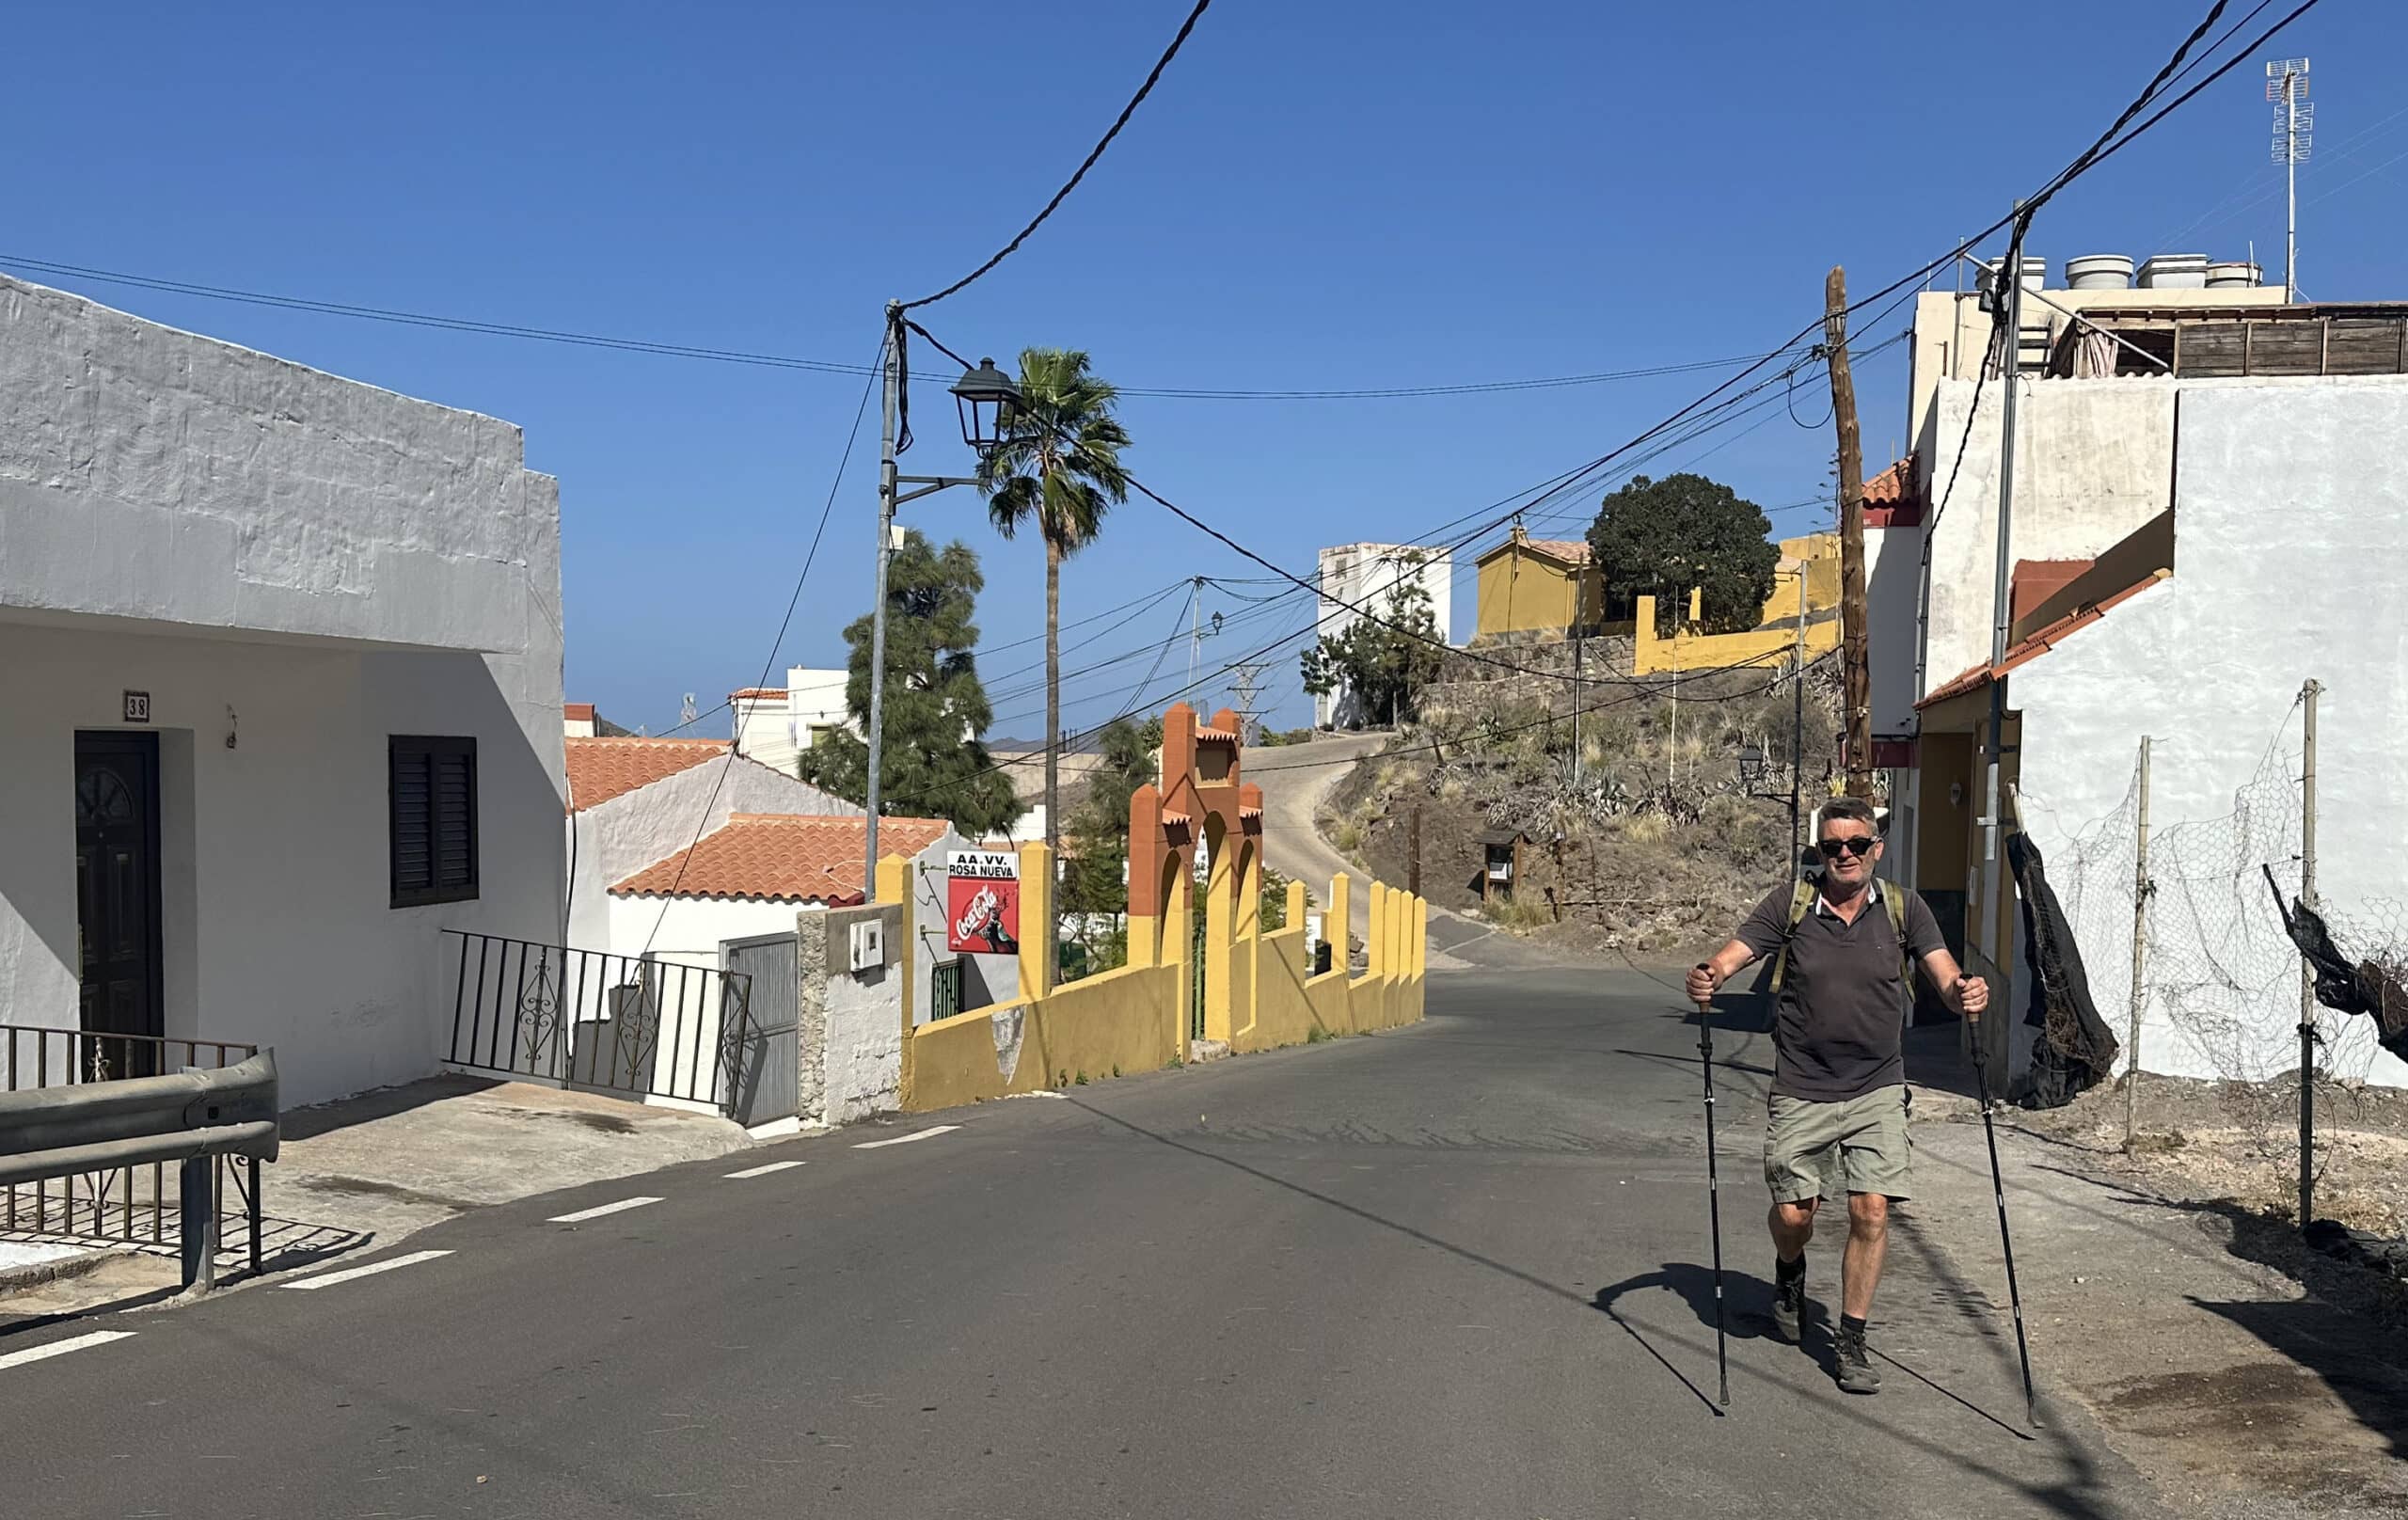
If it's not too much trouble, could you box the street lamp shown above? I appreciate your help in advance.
[1738,743,1772,796]
[864,309,1025,885]
[950,357,1022,458]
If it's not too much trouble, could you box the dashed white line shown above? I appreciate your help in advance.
[548,1195,662,1224]
[723,1160,807,1179]
[0,1330,136,1371]
[280,1249,454,1290]
[852,1125,960,1149]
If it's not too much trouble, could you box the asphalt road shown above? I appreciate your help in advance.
[0,970,2169,1519]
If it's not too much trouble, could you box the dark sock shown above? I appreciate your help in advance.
[1841,1313,1868,1338]
[1776,1254,1806,1285]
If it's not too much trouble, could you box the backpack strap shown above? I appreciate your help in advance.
[1766,879,1818,994]
[1769,879,1918,997]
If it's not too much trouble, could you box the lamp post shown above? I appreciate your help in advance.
[863,305,1022,886]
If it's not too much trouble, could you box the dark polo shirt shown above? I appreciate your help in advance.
[1735,879,1946,1100]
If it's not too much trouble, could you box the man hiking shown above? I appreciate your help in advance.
[1686,797,1986,1394]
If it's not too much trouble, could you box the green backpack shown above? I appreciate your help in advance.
[1767,878,1915,998]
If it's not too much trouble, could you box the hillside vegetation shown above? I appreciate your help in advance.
[1321,638,1846,958]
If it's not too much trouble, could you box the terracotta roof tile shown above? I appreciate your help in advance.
[565,736,730,811]
[730,687,787,700]
[1918,569,2169,709]
[563,702,596,722]
[1863,456,1924,528]
[1195,726,1239,743]
[1525,538,1592,563]
[611,814,950,904]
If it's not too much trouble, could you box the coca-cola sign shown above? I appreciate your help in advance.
[945,850,1021,956]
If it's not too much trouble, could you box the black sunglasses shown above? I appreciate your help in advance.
[1816,837,1877,859]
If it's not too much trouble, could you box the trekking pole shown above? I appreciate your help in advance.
[1691,966,1731,1408]
[1966,999,2038,1427]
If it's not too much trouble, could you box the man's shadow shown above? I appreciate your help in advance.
[1593,1262,1802,1348]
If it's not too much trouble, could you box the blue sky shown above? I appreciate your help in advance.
[7,2,2400,738]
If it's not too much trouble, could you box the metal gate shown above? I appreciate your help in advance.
[1190,914,1209,1039]
[931,958,965,1022]
[442,931,758,1118]
[721,934,799,1130]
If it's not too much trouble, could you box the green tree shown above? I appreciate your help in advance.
[979,347,1133,972]
[1056,717,1162,980]
[1585,472,1779,634]
[797,530,1022,838]
[1299,556,1447,728]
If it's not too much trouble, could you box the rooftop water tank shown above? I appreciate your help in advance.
[2138,253,2210,290]
[2065,254,2134,291]
[2206,261,2263,289]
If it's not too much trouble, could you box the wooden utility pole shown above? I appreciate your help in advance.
[2123,736,2153,1153]
[1825,266,1873,799]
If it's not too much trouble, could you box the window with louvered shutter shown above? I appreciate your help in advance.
[389,736,479,907]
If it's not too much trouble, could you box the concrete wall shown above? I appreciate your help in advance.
[901,828,1018,1024]
[0,279,562,1108]
[2010,378,2408,1088]
[794,901,904,1125]
[570,754,859,950]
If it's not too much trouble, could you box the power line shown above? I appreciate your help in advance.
[636,342,884,954]
[900,0,1215,311]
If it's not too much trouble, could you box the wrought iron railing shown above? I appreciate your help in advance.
[0,1024,263,1272]
[440,931,757,1116]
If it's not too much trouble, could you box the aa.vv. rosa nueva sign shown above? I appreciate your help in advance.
[945,850,1021,956]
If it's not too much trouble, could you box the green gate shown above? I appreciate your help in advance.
[932,958,964,1022]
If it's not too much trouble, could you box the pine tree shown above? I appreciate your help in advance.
[1585,472,1779,634]
[797,530,1023,839]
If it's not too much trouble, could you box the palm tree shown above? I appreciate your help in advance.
[979,347,1133,978]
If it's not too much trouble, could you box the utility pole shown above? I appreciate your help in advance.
[2124,736,2153,1153]
[1188,577,1205,695]
[1229,660,1271,747]
[2269,59,2312,302]
[2297,678,2321,1228]
[863,303,904,887]
[1790,568,1806,875]
[1571,625,1585,791]
[1824,266,1872,799]
[1981,232,2030,988]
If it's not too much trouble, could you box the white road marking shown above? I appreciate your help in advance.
[852,1125,960,1149]
[280,1249,454,1290]
[0,1330,135,1371]
[548,1195,662,1224]
[723,1160,807,1179]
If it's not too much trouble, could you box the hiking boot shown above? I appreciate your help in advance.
[1771,1270,1805,1343]
[1834,1323,1883,1395]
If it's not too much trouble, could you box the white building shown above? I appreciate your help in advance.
[564,734,861,954]
[729,667,853,777]
[0,276,565,1108]
[1880,275,2408,1092]
[1313,543,1453,728]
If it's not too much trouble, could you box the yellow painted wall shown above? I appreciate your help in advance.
[903,853,1427,1112]
[1475,545,1600,638]
[1632,594,1842,674]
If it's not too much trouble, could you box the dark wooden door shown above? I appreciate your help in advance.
[76,732,165,1076]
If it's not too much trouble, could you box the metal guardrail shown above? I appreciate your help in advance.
[1,1027,274,1287]
[0,1049,276,1290]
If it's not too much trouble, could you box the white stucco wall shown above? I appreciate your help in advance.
[730,667,855,779]
[1865,520,1925,738]
[2011,378,2408,1089]
[569,754,860,951]
[0,277,553,656]
[0,279,562,1108]
[1919,377,2178,698]
[820,904,902,1125]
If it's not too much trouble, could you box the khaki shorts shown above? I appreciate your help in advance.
[1765,1086,1911,1203]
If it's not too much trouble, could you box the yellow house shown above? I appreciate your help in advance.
[1473,529,1604,638]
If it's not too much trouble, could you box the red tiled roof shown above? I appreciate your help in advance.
[565,736,729,812]
[1195,726,1239,743]
[1863,456,1924,529]
[1524,538,1591,564]
[1918,569,2170,708]
[610,814,950,904]
[730,687,786,701]
[563,702,596,722]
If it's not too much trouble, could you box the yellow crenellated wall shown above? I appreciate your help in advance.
[1632,593,1843,675]
[899,846,1427,1112]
